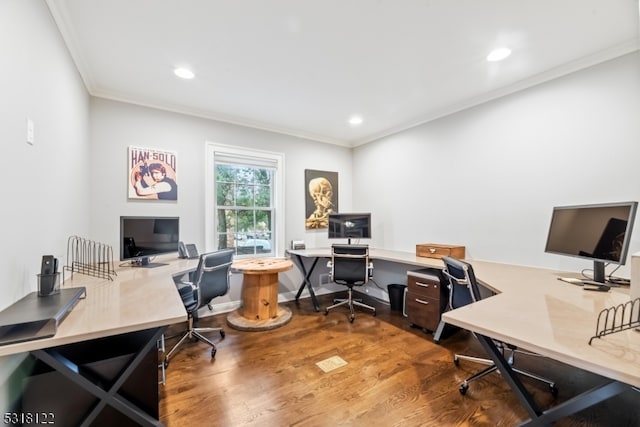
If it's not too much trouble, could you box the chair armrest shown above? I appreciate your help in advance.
[171,267,197,285]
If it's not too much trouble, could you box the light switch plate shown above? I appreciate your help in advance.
[26,117,34,145]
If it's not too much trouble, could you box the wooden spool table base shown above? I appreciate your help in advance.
[226,306,292,331]
[227,257,293,331]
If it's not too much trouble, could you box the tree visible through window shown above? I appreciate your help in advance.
[206,143,284,257]
[215,163,274,256]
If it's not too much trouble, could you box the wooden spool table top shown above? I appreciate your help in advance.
[231,258,293,274]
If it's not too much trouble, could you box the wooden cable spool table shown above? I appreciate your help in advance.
[227,257,293,331]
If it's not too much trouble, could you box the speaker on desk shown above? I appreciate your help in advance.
[38,255,60,296]
[290,240,305,250]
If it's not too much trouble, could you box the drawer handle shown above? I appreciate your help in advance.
[416,282,436,288]
[429,248,436,253]
[414,298,430,305]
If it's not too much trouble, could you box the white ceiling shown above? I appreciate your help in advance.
[46,0,639,147]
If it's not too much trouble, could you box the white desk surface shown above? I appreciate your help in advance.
[0,256,196,357]
[442,259,640,389]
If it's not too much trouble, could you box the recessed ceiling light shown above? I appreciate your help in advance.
[174,67,195,79]
[348,115,363,126]
[486,47,512,62]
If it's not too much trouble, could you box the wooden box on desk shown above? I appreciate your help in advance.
[416,243,465,259]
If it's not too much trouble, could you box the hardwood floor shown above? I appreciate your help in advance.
[159,293,640,426]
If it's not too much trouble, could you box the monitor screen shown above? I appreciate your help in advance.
[544,201,637,282]
[328,213,371,240]
[120,216,179,261]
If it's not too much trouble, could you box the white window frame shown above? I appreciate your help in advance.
[205,142,285,257]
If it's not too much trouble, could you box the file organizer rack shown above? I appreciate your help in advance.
[589,297,640,344]
[64,235,116,281]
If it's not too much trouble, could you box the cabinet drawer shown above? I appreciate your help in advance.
[407,274,440,299]
[405,291,440,331]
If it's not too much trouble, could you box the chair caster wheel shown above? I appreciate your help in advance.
[453,357,460,366]
[324,309,329,315]
[220,330,226,338]
[550,384,558,397]
[372,310,376,317]
[163,358,169,369]
[459,383,468,395]
[211,348,217,358]
[349,316,355,323]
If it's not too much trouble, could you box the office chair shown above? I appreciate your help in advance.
[441,256,558,396]
[164,249,234,367]
[324,244,375,322]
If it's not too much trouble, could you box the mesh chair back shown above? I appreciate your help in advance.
[193,249,234,309]
[442,256,483,310]
[331,244,370,286]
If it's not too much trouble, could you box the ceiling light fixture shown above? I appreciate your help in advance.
[174,67,195,79]
[486,47,512,62]
[348,115,363,126]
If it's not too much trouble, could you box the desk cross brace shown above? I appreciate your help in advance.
[292,255,320,312]
[476,333,631,426]
[32,327,165,427]
[476,334,542,419]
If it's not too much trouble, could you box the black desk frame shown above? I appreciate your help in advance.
[291,254,322,312]
[476,333,631,426]
[26,327,164,426]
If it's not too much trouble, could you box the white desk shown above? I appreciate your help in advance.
[290,248,640,424]
[1,256,196,426]
[441,259,640,425]
[0,257,193,357]
[287,247,444,311]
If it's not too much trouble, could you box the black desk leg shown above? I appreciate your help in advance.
[475,334,543,420]
[476,333,631,426]
[292,255,320,312]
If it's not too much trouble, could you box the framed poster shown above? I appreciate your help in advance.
[305,169,338,229]
[128,146,178,200]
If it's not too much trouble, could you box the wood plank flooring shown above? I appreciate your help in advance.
[159,293,640,426]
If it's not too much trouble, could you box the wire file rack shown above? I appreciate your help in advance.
[64,235,117,281]
[589,297,640,345]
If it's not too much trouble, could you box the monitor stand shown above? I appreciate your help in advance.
[135,263,168,268]
[130,257,168,268]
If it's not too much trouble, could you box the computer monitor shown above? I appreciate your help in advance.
[120,216,179,266]
[328,213,371,244]
[544,201,638,283]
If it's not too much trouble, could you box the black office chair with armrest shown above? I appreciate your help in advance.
[324,244,375,322]
[441,256,558,396]
[164,249,234,367]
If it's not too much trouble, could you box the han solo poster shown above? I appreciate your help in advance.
[128,146,178,201]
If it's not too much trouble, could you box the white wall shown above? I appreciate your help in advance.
[0,0,90,309]
[354,52,640,279]
[0,0,90,412]
[89,98,353,301]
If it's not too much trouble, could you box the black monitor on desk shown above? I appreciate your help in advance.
[328,213,371,244]
[120,216,179,267]
[544,201,638,283]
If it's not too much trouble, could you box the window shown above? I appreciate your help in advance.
[205,143,285,257]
